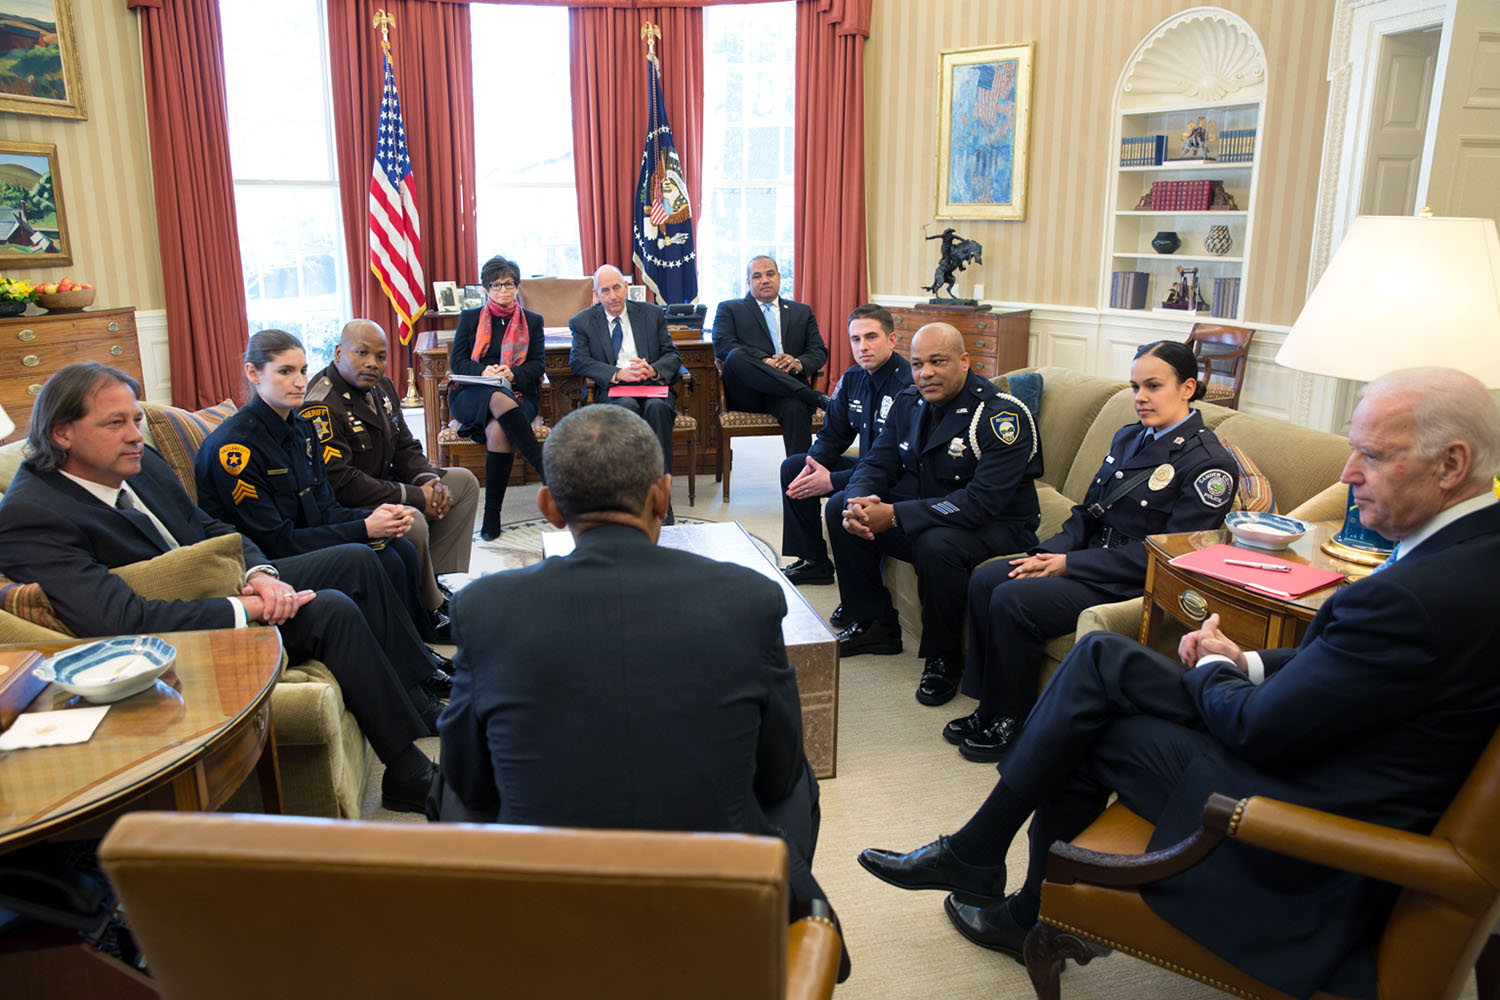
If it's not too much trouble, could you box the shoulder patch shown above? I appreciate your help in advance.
[989,410,1019,445]
[231,480,258,505]
[302,405,334,442]
[218,443,250,477]
[1193,469,1234,508]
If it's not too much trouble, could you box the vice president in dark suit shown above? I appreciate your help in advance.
[857,366,1500,999]
[435,403,846,978]
[568,265,681,514]
[712,255,830,455]
[0,363,442,813]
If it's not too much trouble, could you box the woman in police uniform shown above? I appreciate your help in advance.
[948,340,1238,761]
[195,329,435,641]
[448,255,546,540]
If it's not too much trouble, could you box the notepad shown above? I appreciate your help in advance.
[1169,544,1345,598]
[607,385,670,398]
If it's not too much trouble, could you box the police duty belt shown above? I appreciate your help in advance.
[1086,433,1204,519]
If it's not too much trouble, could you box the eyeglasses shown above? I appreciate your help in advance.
[488,280,518,291]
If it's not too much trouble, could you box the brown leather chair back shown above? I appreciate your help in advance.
[1186,323,1253,409]
[518,276,596,327]
[100,813,827,1000]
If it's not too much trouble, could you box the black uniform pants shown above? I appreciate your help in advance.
[374,536,436,641]
[778,452,855,560]
[961,562,1125,720]
[273,543,433,762]
[602,395,675,476]
[722,348,818,455]
[824,489,1034,659]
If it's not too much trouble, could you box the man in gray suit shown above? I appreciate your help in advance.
[568,265,682,492]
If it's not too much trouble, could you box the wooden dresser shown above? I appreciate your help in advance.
[886,305,1031,379]
[0,307,141,443]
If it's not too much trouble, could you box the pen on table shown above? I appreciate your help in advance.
[1224,558,1292,572]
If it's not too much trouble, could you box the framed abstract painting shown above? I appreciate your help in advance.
[935,42,1034,221]
[0,0,87,120]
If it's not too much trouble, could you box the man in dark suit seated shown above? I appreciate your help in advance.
[856,366,1500,1000]
[0,362,445,813]
[568,264,682,522]
[712,255,831,455]
[433,403,847,979]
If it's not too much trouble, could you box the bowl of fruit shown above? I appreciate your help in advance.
[35,278,95,312]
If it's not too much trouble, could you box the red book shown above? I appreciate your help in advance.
[1168,544,1346,599]
[608,384,670,398]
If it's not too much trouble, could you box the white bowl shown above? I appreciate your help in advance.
[34,636,177,704]
[1224,511,1310,551]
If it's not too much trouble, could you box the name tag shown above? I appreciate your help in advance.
[267,468,289,476]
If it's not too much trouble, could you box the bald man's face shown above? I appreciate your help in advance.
[596,269,628,318]
[909,327,970,405]
[334,325,388,390]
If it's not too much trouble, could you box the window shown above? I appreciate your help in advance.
[222,0,350,372]
[700,2,796,315]
[471,5,582,278]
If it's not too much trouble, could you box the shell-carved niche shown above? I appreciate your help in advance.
[1122,8,1267,105]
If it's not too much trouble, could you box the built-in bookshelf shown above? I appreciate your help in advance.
[1101,10,1267,323]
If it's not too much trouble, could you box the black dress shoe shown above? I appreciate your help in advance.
[960,716,1021,762]
[828,604,852,630]
[663,504,676,526]
[783,557,835,585]
[814,392,834,411]
[381,761,438,815]
[856,836,1006,898]
[430,610,452,642]
[915,657,961,706]
[421,667,453,699]
[837,615,903,656]
[943,892,1029,963]
[943,710,988,746]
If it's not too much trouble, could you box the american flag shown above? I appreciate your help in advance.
[368,46,425,344]
[631,50,697,304]
[975,63,1001,126]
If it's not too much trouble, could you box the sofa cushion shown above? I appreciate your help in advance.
[0,573,71,635]
[1221,438,1275,513]
[0,438,27,493]
[1017,368,1128,491]
[140,399,238,502]
[1211,411,1350,512]
[1060,388,1139,502]
[0,607,67,643]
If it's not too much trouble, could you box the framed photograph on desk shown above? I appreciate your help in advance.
[461,284,484,310]
[432,281,459,313]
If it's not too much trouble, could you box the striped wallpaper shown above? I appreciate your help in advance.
[865,0,1337,328]
[0,0,163,311]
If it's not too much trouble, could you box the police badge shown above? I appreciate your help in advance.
[990,409,1019,445]
[948,437,966,458]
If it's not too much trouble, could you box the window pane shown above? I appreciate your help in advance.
[472,5,581,276]
[700,2,796,315]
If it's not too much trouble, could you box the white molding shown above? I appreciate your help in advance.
[135,308,171,404]
[1121,7,1267,105]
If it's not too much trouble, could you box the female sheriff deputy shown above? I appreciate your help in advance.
[948,340,1238,761]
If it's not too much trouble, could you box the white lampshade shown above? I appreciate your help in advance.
[0,402,12,441]
[1276,215,1500,388]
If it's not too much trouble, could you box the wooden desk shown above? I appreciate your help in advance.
[0,627,284,854]
[1140,524,1352,650]
[414,327,721,477]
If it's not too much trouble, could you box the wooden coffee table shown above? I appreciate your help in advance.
[0,627,285,854]
[544,521,840,778]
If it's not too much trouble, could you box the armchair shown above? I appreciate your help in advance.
[100,812,842,1000]
[1024,724,1500,999]
[712,357,824,502]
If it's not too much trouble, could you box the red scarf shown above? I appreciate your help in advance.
[471,298,528,368]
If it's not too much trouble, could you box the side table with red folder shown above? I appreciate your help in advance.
[1139,522,1358,652]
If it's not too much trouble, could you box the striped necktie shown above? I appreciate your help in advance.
[762,301,782,354]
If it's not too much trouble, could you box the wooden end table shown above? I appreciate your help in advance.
[1140,523,1355,650]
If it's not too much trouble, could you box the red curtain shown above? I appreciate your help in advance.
[328,0,478,395]
[794,0,870,388]
[568,5,703,279]
[128,0,248,409]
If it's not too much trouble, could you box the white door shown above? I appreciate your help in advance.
[1359,27,1441,216]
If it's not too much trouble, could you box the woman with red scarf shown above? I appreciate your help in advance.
[448,255,547,540]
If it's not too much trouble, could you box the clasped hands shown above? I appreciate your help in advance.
[419,478,454,520]
[365,502,414,539]
[762,353,802,374]
[612,358,657,384]
[785,457,833,500]
[481,363,514,382]
[1179,613,1248,673]
[241,571,315,626]
[841,495,895,539]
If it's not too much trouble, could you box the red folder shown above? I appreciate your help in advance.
[607,385,670,398]
[1168,544,1345,599]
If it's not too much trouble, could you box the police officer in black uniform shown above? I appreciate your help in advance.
[828,322,1043,706]
[949,340,1237,761]
[780,304,913,585]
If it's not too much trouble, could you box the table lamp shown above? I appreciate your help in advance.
[0,402,12,442]
[1275,213,1500,564]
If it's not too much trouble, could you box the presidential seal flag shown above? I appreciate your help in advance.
[631,22,697,305]
[368,15,425,344]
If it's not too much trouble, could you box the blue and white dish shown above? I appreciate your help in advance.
[34,636,177,704]
[1225,511,1310,551]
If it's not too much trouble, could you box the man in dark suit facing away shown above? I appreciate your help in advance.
[434,403,847,979]
[712,255,831,455]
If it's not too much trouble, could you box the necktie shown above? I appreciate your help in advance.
[1125,427,1152,459]
[762,301,782,354]
[1370,541,1401,574]
[116,488,174,550]
[610,317,623,358]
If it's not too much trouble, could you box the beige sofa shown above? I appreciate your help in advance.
[0,424,368,819]
[886,365,1353,680]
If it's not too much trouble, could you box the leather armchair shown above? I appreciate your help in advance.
[99,812,843,1000]
[1023,724,1500,999]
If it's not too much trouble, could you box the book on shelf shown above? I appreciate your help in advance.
[1110,270,1150,310]
[1147,179,1216,211]
[1218,128,1256,163]
[1211,277,1241,319]
[1119,134,1167,166]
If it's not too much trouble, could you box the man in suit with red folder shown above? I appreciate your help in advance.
[857,366,1500,1000]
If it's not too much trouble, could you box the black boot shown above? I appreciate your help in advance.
[481,451,513,541]
[497,408,545,483]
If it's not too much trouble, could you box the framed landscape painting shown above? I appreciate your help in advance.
[0,0,86,119]
[935,42,1034,221]
[0,140,72,266]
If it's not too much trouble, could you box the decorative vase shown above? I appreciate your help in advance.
[1205,225,1232,256]
[0,300,26,317]
[1151,231,1181,255]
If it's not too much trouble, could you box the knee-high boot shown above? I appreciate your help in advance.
[480,451,514,541]
[497,408,546,483]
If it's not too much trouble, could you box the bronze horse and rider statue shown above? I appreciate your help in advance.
[923,227,983,304]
